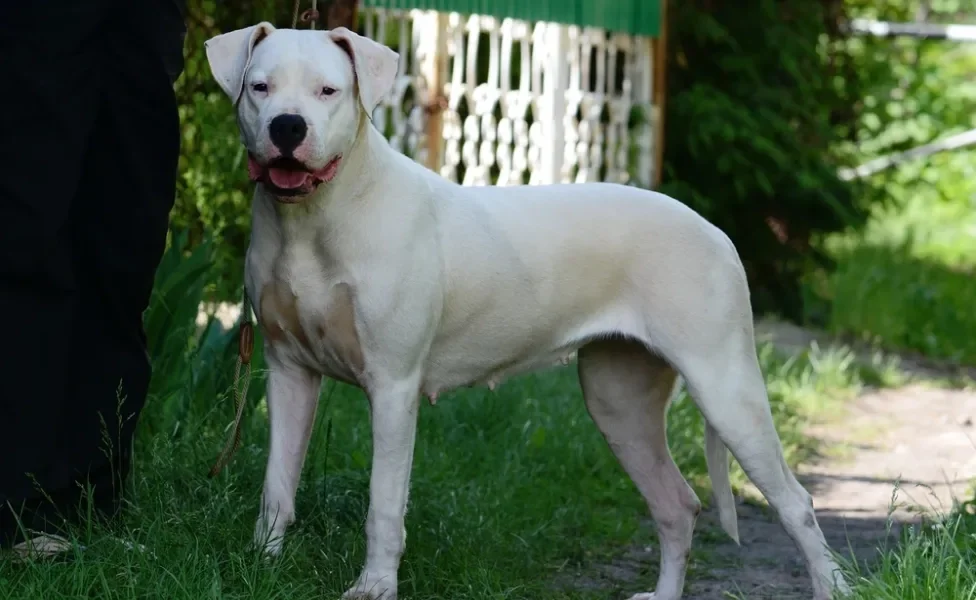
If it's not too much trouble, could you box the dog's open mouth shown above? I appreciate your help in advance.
[248,154,342,201]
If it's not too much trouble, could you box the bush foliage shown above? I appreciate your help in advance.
[172,1,295,299]
[659,0,882,320]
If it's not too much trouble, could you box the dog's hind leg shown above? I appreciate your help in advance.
[578,338,701,600]
[254,355,323,556]
[672,334,850,600]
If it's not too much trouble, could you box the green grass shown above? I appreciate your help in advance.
[819,193,976,365]
[0,232,880,599]
[839,499,976,600]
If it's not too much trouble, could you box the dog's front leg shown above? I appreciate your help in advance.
[343,376,422,600]
[254,354,322,556]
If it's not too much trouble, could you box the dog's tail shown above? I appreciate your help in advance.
[705,423,740,544]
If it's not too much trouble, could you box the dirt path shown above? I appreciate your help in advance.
[565,319,976,599]
[671,321,976,599]
[682,382,976,600]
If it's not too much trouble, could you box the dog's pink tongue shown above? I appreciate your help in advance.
[268,168,311,189]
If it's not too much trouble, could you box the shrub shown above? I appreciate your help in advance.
[659,0,880,321]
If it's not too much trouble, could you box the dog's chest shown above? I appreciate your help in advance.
[251,252,364,386]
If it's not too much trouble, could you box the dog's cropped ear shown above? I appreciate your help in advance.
[205,22,277,103]
[326,27,400,117]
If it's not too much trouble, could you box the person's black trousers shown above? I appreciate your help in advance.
[0,0,186,547]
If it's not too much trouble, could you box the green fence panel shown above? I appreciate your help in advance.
[361,0,661,37]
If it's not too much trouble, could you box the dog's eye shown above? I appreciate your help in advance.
[252,82,268,93]
[322,86,337,97]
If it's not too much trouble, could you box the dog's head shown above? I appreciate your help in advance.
[204,23,399,201]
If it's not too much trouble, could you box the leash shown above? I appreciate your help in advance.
[292,0,320,29]
[208,291,255,478]
[206,0,321,479]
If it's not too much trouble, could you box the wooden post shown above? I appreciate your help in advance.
[652,0,668,188]
[326,0,359,30]
[420,11,449,174]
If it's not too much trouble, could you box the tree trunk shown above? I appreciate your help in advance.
[326,0,358,30]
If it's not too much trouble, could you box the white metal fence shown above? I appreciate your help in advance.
[361,8,660,189]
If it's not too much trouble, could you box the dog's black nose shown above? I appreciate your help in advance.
[268,114,308,154]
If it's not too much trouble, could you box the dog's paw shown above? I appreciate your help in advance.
[252,521,287,559]
[341,570,397,600]
[258,537,285,559]
[627,593,674,600]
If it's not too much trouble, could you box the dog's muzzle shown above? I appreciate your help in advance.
[248,154,342,202]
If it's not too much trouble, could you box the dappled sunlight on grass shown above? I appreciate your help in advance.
[828,243,976,364]
[817,193,976,366]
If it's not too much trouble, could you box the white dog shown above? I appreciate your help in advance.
[204,23,850,600]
